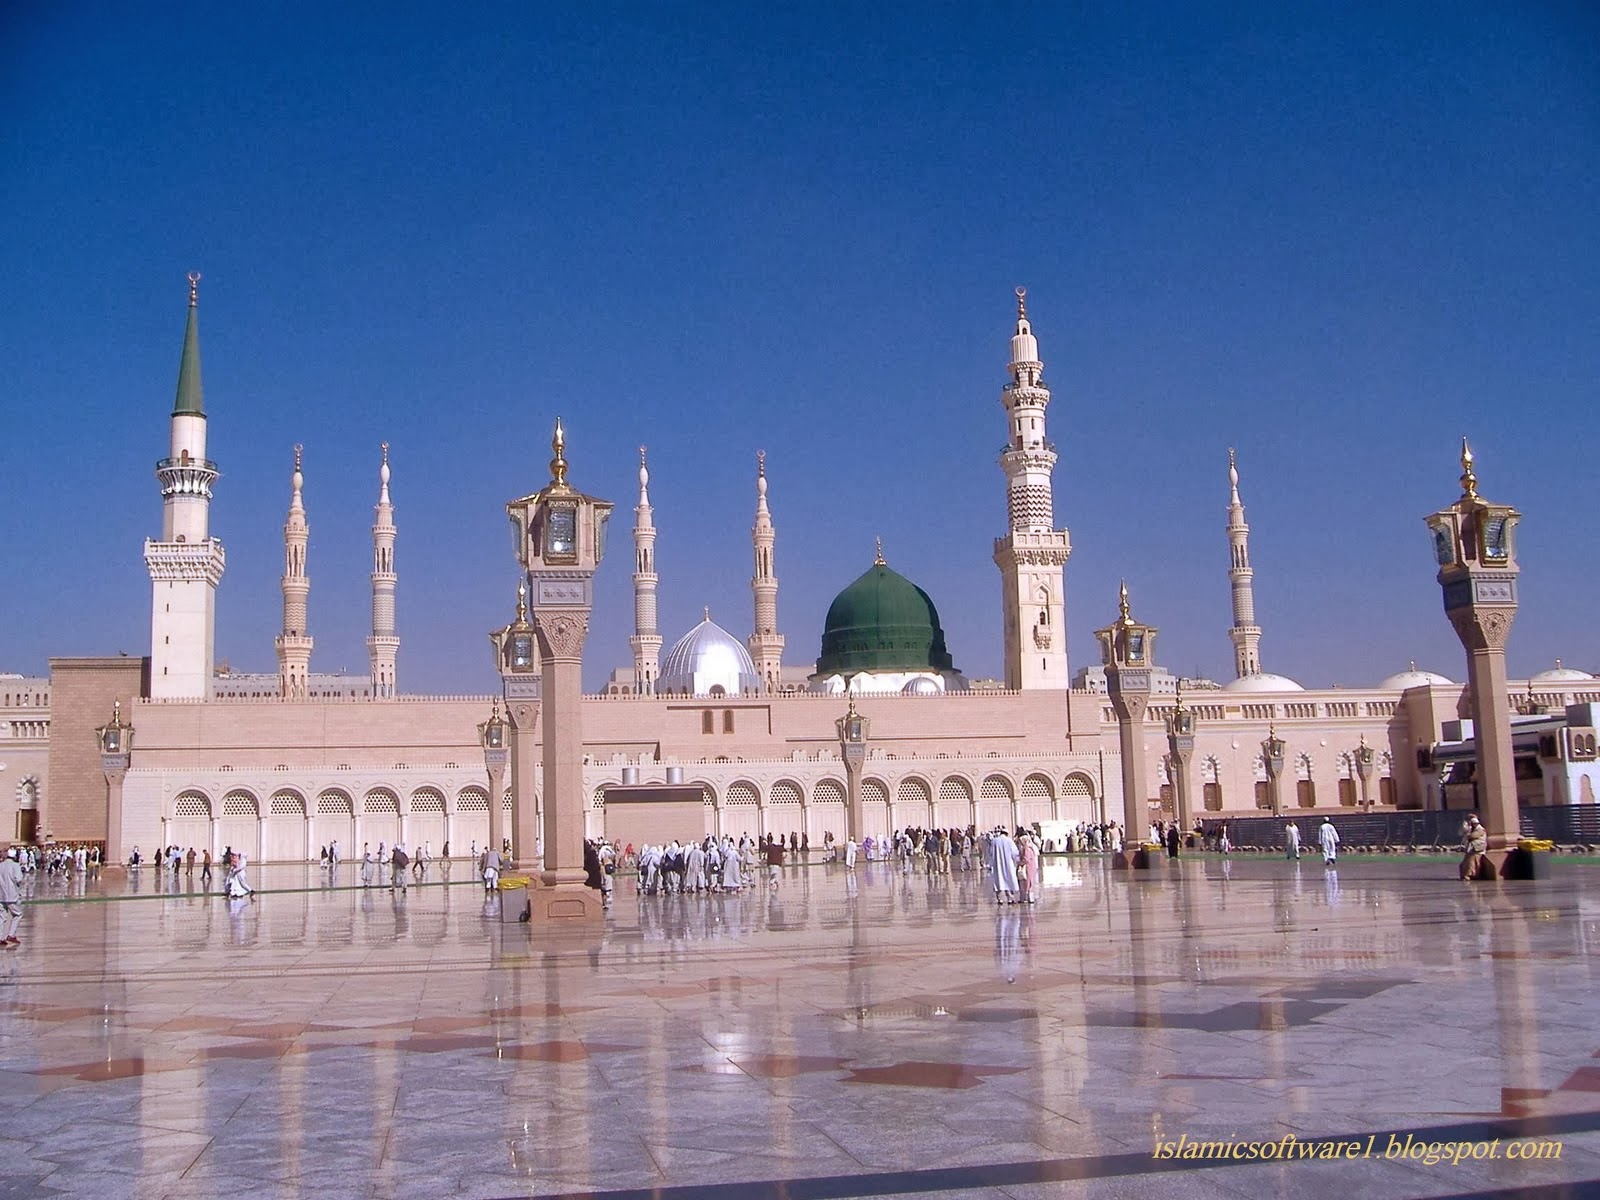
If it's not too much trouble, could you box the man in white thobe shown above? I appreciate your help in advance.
[1318,818,1339,866]
[991,829,1021,904]
[844,836,858,868]
[1285,823,1301,860]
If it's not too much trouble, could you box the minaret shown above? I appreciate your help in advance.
[629,447,663,695]
[993,287,1071,690]
[748,449,785,692]
[1226,447,1262,678]
[274,445,313,699]
[367,442,399,699]
[145,272,227,700]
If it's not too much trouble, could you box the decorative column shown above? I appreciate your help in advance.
[835,694,870,848]
[95,702,133,873]
[480,701,509,856]
[1095,582,1158,871]
[1262,724,1286,816]
[275,445,313,698]
[367,444,399,698]
[1165,684,1196,835]
[629,447,663,695]
[1354,736,1376,810]
[1426,438,1522,853]
[506,420,613,922]
[748,450,786,692]
[489,582,540,860]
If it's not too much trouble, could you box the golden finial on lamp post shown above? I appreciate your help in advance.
[549,418,569,489]
[1460,436,1478,501]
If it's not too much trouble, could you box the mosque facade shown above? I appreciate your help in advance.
[9,285,1600,860]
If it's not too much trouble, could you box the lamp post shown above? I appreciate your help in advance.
[1165,683,1196,835]
[835,694,870,848]
[1354,735,1377,811]
[479,700,509,857]
[1425,438,1521,854]
[1262,723,1286,816]
[95,701,133,872]
[489,582,540,861]
[506,419,614,922]
[1095,581,1158,870]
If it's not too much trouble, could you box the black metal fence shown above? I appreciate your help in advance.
[1200,805,1600,852]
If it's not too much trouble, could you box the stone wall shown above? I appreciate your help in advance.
[43,657,147,840]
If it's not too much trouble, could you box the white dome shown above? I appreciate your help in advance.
[659,614,759,697]
[1378,668,1456,690]
[1222,672,1305,694]
[1530,661,1595,683]
[901,676,941,695]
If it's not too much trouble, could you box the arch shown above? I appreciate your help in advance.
[16,777,39,809]
[860,777,890,840]
[264,789,307,861]
[316,789,353,816]
[218,790,260,862]
[455,788,489,812]
[1201,757,1223,811]
[269,789,306,816]
[769,779,804,806]
[808,778,846,843]
[975,774,1010,830]
[362,788,401,847]
[1019,773,1053,825]
[409,787,446,853]
[1295,753,1317,808]
[812,778,846,806]
[939,774,975,828]
[895,776,932,830]
[725,780,759,807]
[1061,772,1096,823]
[169,790,213,859]
[364,788,400,815]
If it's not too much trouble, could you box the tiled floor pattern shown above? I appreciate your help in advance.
[0,856,1597,1198]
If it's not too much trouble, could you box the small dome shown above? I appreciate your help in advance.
[1379,667,1456,690]
[1530,660,1595,683]
[1222,672,1305,694]
[816,560,956,676]
[659,613,759,697]
[901,676,941,695]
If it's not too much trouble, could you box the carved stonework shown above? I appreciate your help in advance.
[1449,606,1517,653]
[1112,694,1149,723]
[509,702,539,729]
[535,611,590,660]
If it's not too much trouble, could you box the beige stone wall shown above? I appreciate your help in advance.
[43,657,147,840]
[0,676,51,843]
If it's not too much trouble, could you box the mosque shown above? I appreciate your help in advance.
[5,283,1599,862]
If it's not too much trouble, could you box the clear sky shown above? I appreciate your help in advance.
[3,3,1597,694]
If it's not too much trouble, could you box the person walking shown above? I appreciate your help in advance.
[361,844,377,888]
[200,848,213,887]
[389,843,409,891]
[1318,818,1340,866]
[1286,822,1302,860]
[1460,814,1489,881]
[0,846,26,947]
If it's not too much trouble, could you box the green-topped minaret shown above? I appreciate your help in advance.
[172,272,205,415]
[145,272,227,699]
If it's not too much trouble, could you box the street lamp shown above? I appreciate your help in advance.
[1165,682,1196,836]
[1095,581,1158,870]
[835,694,870,849]
[1354,734,1377,811]
[95,701,134,872]
[1261,723,1286,816]
[478,699,509,858]
[1425,438,1521,855]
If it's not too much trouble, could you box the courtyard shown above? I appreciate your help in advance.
[0,855,1596,1199]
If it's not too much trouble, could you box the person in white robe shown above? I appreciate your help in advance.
[720,840,742,892]
[1318,818,1340,866]
[844,836,858,868]
[991,829,1020,903]
[1285,822,1301,860]
[361,845,377,888]
[226,853,253,899]
[685,841,707,893]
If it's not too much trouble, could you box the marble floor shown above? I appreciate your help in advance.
[1,854,1598,1200]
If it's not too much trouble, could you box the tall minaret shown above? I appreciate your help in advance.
[748,450,785,692]
[145,272,227,700]
[1226,447,1262,678]
[993,288,1071,690]
[629,446,663,695]
[274,445,313,699]
[367,443,399,699]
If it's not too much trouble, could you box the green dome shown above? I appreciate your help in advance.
[816,561,956,675]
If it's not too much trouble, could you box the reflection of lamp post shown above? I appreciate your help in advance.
[1095,581,1158,871]
[835,694,870,848]
[1262,723,1286,816]
[95,701,133,872]
[506,419,614,921]
[479,700,509,856]
[1425,438,1521,854]
[1165,683,1196,834]
[489,585,539,859]
[1354,735,1376,810]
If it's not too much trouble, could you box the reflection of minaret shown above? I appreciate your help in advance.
[630,447,662,695]
[1226,448,1262,678]
[748,450,785,692]
[274,445,313,699]
[367,443,399,699]
[146,272,226,700]
[994,288,1071,690]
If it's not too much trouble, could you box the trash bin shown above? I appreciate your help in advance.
[498,874,531,923]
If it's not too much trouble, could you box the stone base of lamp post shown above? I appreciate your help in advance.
[526,868,605,923]
[1112,844,1156,871]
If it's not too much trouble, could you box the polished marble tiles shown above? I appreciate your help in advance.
[0,856,1598,1198]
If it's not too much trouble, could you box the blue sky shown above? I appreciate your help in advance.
[3,3,1597,693]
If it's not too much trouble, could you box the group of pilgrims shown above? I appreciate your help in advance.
[621,826,1048,904]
